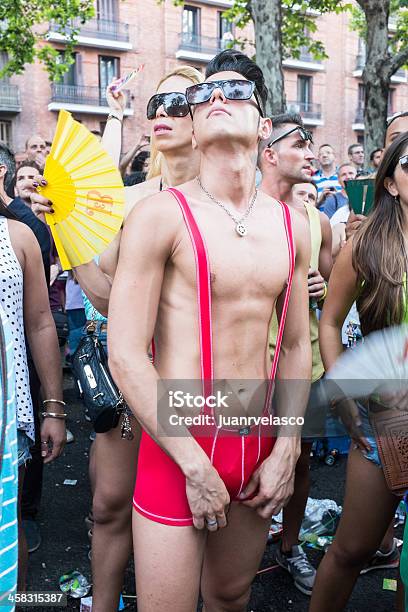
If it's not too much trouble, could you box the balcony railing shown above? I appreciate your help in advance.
[50,83,131,109]
[0,83,21,113]
[287,101,322,121]
[50,17,129,43]
[178,32,231,55]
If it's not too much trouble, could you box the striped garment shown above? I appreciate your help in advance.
[314,170,341,194]
[0,305,18,611]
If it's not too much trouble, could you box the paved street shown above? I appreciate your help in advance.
[26,372,400,611]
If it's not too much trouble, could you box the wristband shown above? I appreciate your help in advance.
[107,113,123,123]
[41,412,67,419]
[43,399,66,407]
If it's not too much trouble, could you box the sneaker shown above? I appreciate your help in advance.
[22,519,41,553]
[66,429,74,444]
[275,544,316,596]
[360,538,400,574]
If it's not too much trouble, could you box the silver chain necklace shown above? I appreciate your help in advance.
[196,176,258,237]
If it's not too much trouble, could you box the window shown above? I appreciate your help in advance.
[99,56,120,92]
[297,75,312,109]
[358,83,365,110]
[56,52,78,86]
[97,0,118,20]
[182,6,199,41]
[0,120,12,147]
[219,12,233,39]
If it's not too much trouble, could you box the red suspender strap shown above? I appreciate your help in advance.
[166,188,213,398]
[265,200,296,409]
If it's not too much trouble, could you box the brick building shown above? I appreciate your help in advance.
[0,0,407,162]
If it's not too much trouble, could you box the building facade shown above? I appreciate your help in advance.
[1,0,407,162]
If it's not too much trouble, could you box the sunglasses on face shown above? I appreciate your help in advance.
[400,154,408,171]
[146,92,189,120]
[267,126,313,147]
[185,79,264,117]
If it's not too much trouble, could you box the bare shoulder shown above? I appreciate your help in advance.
[318,210,331,231]
[123,189,183,239]
[7,219,36,245]
[124,176,161,219]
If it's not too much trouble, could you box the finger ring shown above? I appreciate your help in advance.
[206,518,217,526]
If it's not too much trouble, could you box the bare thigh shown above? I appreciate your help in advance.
[92,417,141,520]
[201,502,270,611]
[329,447,399,565]
[133,510,206,612]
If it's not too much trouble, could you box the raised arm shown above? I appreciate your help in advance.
[108,193,230,529]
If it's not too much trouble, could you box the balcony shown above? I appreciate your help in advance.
[283,48,324,72]
[48,84,133,116]
[48,18,132,51]
[354,54,406,82]
[176,33,232,63]
[286,101,323,126]
[0,83,21,114]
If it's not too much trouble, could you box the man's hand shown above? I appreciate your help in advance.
[308,268,326,299]
[137,134,150,150]
[318,188,332,206]
[186,465,230,531]
[240,438,300,518]
[30,176,53,220]
[106,77,126,116]
[40,418,66,464]
[345,210,366,241]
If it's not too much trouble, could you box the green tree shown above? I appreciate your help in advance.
[350,0,408,160]
[0,0,94,81]
[224,0,349,115]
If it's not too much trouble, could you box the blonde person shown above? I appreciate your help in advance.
[30,65,202,611]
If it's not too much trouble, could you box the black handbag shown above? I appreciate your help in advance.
[52,310,69,348]
[71,320,128,434]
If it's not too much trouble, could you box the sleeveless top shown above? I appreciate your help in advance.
[269,202,324,383]
[0,218,34,439]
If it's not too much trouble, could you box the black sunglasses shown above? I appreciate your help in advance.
[267,126,313,147]
[185,79,264,117]
[400,154,408,172]
[146,92,189,120]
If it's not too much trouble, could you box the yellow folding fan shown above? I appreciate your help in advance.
[39,110,125,270]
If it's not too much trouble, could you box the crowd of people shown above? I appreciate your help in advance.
[1,48,408,612]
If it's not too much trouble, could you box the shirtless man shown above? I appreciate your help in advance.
[108,49,312,611]
[30,66,202,611]
[258,117,332,596]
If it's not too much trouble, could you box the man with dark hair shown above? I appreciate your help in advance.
[258,114,332,596]
[315,144,341,198]
[14,162,43,207]
[108,49,312,610]
[369,147,383,170]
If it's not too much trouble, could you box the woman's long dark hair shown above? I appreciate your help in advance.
[0,196,17,219]
[353,131,408,335]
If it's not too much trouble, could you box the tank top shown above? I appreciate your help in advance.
[269,202,324,383]
[0,218,34,440]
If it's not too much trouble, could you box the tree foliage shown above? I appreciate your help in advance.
[224,1,351,61]
[0,0,94,81]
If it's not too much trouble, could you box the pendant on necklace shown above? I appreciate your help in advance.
[236,222,248,237]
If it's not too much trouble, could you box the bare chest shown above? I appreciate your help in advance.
[170,201,290,302]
